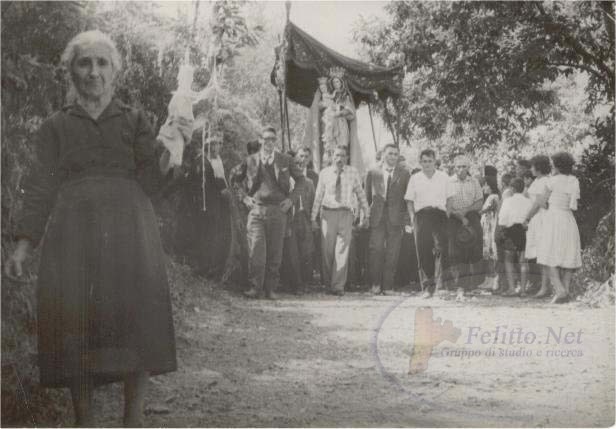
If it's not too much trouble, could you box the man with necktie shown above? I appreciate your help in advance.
[366,144,411,295]
[234,126,305,299]
[311,145,369,295]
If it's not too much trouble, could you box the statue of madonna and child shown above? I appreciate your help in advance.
[302,66,361,172]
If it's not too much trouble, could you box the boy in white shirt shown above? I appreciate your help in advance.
[497,178,532,296]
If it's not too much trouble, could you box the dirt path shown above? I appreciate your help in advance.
[87,279,615,428]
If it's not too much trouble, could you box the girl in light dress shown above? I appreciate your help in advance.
[526,152,581,304]
[524,155,551,298]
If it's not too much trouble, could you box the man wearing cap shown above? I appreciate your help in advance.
[405,149,454,298]
[168,130,228,278]
[447,154,484,298]
[235,126,305,299]
[203,132,230,278]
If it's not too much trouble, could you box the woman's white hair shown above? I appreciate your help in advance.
[61,30,122,71]
[61,30,121,103]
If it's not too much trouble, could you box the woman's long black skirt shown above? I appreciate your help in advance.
[36,176,177,388]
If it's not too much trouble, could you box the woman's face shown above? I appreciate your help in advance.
[71,42,115,101]
[319,82,328,94]
[332,77,342,90]
[210,141,221,156]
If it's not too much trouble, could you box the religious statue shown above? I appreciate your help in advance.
[302,67,361,173]
[324,67,355,151]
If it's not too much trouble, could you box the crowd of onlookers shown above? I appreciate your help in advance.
[211,126,582,305]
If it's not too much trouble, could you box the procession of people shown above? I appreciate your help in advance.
[3,30,585,426]
[225,70,582,306]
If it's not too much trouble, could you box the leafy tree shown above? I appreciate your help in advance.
[354,1,614,145]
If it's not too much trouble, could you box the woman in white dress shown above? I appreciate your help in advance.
[526,152,581,303]
[525,155,551,298]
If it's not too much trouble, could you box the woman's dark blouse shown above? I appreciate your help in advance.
[17,99,165,246]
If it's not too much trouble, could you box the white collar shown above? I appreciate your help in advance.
[260,151,275,163]
[422,170,438,179]
[383,164,395,174]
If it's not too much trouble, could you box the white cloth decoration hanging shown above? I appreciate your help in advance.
[157,63,196,167]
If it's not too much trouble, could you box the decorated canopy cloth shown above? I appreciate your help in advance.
[270,22,403,108]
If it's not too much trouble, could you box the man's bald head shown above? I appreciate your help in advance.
[454,154,472,179]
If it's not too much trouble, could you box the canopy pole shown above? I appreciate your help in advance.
[278,90,286,151]
[284,97,291,150]
[367,102,378,152]
[285,0,292,23]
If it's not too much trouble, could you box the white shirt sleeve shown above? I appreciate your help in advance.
[570,176,580,211]
[498,199,511,226]
[404,175,416,201]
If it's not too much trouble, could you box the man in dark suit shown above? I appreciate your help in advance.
[366,144,411,295]
[281,151,316,293]
[296,146,321,283]
[233,126,305,299]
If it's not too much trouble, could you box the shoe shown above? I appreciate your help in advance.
[421,290,433,299]
[265,290,279,300]
[370,285,381,295]
[243,288,259,299]
[502,289,520,297]
[550,294,569,304]
[533,288,550,299]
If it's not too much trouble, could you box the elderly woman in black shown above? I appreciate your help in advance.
[5,30,181,426]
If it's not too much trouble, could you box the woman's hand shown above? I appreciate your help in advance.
[5,239,31,278]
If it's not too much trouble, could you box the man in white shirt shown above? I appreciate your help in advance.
[498,177,532,295]
[405,149,454,297]
[312,145,369,295]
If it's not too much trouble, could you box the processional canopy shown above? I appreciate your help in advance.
[271,21,403,108]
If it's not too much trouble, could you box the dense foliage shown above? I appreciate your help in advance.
[0,1,298,425]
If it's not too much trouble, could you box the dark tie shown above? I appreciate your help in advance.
[335,170,342,203]
[386,172,392,199]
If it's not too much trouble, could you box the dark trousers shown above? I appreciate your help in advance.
[348,226,369,288]
[447,211,484,290]
[415,208,448,293]
[281,211,313,292]
[313,230,323,284]
[369,213,403,291]
[294,211,314,284]
[395,231,420,288]
[281,231,302,292]
[247,204,287,294]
